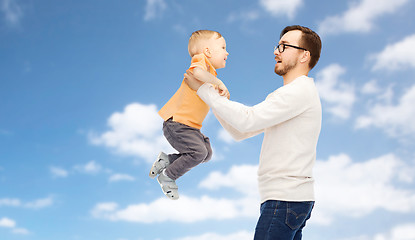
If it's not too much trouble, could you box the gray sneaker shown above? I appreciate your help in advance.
[149,152,170,179]
[157,171,179,200]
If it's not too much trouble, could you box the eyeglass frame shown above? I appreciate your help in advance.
[274,43,308,53]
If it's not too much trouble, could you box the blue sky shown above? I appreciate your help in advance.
[1,0,415,239]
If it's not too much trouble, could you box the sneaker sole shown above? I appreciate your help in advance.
[149,152,168,179]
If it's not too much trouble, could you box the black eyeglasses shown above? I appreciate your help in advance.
[274,43,307,53]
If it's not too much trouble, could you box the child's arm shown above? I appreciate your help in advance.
[193,67,223,86]
[192,67,230,99]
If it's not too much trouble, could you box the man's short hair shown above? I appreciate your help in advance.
[281,25,322,70]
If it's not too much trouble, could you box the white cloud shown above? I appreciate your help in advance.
[92,152,415,226]
[92,202,118,213]
[370,34,415,71]
[318,0,410,35]
[109,173,135,183]
[361,79,381,95]
[355,84,415,138]
[175,230,253,240]
[349,222,415,240]
[374,223,415,240]
[199,164,258,197]
[217,128,235,144]
[259,0,303,19]
[50,166,68,178]
[0,217,30,235]
[311,153,415,225]
[0,198,20,207]
[92,165,259,223]
[144,0,166,21]
[12,228,30,235]
[0,217,15,228]
[91,195,257,223]
[1,0,23,26]
[91,202,118,220]
[360,80,395,107]
[337,236,372,240]
[316,64,356,119]
[0,196,53,209]
[74,161,102,174]
[24,196,54,209]
[89,103,174,163]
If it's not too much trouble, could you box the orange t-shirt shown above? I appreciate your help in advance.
[158,53,217,129]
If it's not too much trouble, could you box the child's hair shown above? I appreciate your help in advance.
[188,30,222,57]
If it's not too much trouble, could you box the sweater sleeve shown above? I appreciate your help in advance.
[197,82,310,133]
[213,110,263,141]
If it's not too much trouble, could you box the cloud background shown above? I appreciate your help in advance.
[1,0,415,239]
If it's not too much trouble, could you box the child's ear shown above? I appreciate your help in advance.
[204,47,212,58]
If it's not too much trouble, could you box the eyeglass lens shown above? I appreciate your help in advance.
[274,44,284,53]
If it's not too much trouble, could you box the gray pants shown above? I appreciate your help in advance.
[163,118,212,180]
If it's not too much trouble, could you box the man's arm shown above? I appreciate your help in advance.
[184,71,261,140]
[200,86,311,133]
[214,111,263,141]
[185,70,310,133]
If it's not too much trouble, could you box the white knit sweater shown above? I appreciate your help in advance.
[197,75,322,203]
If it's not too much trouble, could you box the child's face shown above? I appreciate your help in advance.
[206,36,229,69]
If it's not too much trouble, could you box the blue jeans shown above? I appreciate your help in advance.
[254,200,314,240]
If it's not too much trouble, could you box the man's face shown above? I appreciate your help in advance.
[274,30,303,76]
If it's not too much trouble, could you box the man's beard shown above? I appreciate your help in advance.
[274,60,297,76]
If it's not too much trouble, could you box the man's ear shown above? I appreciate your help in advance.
[300,51,310,64]
[204,47,212,58]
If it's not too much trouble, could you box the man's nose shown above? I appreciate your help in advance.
[274,49,280,56]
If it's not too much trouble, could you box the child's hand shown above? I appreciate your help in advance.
[216,83,230,99]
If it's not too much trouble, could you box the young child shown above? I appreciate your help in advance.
[149,30,229,200]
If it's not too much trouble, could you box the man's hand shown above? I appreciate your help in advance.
[184,70,204,91]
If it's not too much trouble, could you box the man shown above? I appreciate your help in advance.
[184,25,322,240]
